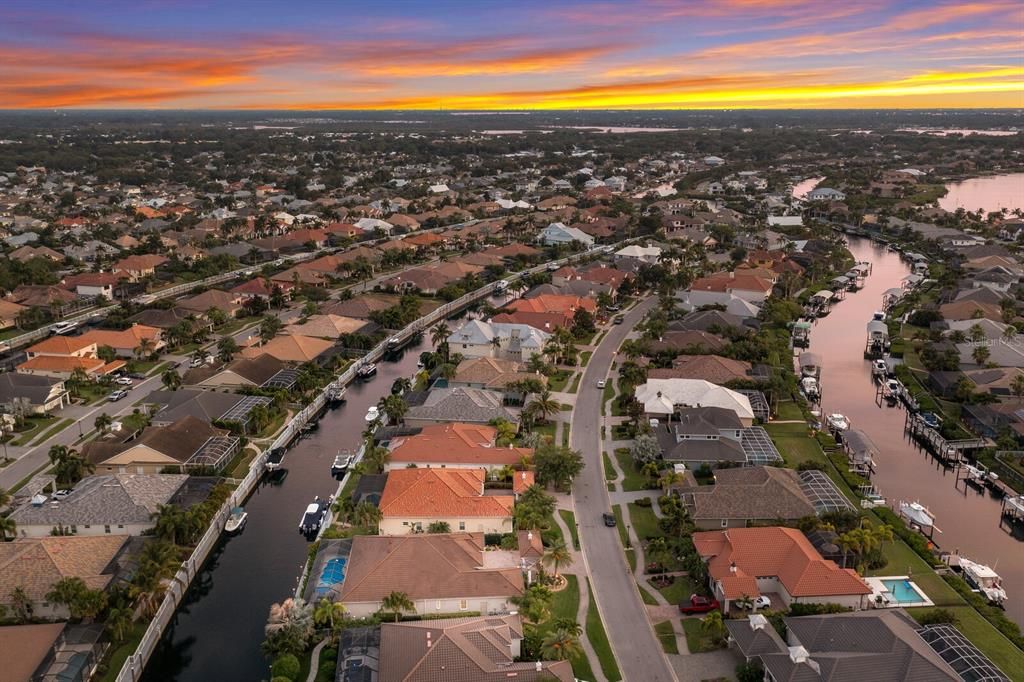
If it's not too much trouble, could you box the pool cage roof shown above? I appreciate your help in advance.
[798,469,854,514]
[736,389,769,422]
[262,368,299,390]
[220,395,273,425]
[186,436,240,469]
[917,624,1009,682]
[740,426,783,465]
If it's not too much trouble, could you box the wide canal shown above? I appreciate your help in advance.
[143,335,429,682]
[812,236,1023,627]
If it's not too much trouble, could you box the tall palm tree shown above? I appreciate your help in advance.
[0,486,11,508]
[0,515,16,541]
[541,542,573,579]
[94,412,113,434]
[161,369,182,391]
[353,501,383,531]
[549,618,583,637]
[381,591,415,623]
[134,336,156,360]
[528,389,559,424]
[313,597,347,635]
[541,628,582,661]
[378,395,408,425]
[701,610,726,644]
[9,586,32,622]
[106,605,135,643]
[151,504,188,546]
[430,322,449,350]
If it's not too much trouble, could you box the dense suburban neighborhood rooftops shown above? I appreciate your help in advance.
[379,468,514,519]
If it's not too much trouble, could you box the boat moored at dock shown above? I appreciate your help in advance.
[225,506,247,534]
[299,496,331,535]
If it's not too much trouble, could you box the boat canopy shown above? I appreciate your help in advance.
[867,320,889,338]
[851,263,871,274]
[799,352,822,368]
[830,276,849,286]
[883,287,904,299]
[843,428,879,458]
[811,290,834,301]
[793,321,813,331]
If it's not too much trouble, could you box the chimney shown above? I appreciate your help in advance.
[788,646,810,664]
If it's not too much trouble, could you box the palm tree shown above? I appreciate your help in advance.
[549,618,583,637]
[972,344,990,366]
[161,369,182,391]
[541,628,582,661]
[510,584,552,623]
[105,605,135,643]
[541,541,573,579]
[151,504,188,546]
[657,471,684,495]
[361,446,391,475]
[528,389,560,424]
[313,597,347,635]
[46,577,88,618]
[9,586,32,622]
[217,336,240,363]
[49,445,93,487]
[378,395,408,425]
[380,591,414,623]
[134,336,156,360]
[1011,374,1024,403]
[353,501,383,531]
[701,610,726,644]
[0,486,11,508]
[430,322,449,350]
[0,515,16,541]
[94,412,113,434]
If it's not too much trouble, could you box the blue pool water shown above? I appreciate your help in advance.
[882,578,924,603]
[315,557,347,596]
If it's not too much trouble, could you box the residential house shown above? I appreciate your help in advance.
[144,389,272,431]
[62,272,124,299]
[646,331,728,355]
[689,271,774,305]
[446,320,550,363]
[378,468,514,535]
[17,335,124,379]
[0,373,68,414]
[404,388,519,427]
[0,299,26,329]
[537,222,595,247]
[285,314,370,338]
[240,334,334,364]
[176,289,243,318]
[183,354,291,389]
[111,254,168,282]
[615,243,662,265]
[727,610,969,682]
[449,356,544,402]
[806,187,846,202]
[77,324,164,358]
[9,473,188,537]
[336,533,524,618]
[377,615,573,682]
[0,623,67,682]
[0,536,126,619]
[635,379,755,424]
[83,416,240,474]
[386,422,531,472]
[649,355,752,385]
[692,527,872,611]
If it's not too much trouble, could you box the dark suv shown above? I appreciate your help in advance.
[602,513,616,527]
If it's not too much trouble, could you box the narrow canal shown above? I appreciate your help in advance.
[144,335,429,682]
[811,236,1024,627]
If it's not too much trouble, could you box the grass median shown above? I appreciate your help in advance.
[586,578,622,682]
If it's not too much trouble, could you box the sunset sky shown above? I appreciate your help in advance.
[1,0,1021,109]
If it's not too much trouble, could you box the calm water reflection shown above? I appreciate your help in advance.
[938,173,1024,214]
[812,237,1023,627]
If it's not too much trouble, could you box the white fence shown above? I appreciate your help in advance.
[110,245,607,681]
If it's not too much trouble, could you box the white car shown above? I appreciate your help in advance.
[107,389,129,402]
[753,595,772,610]
[597,379,606,389]
[114,376,133,386]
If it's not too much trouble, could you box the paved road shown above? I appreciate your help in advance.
[570,297,676,682]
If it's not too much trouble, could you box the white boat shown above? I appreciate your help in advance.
[299,496,331,535]
[225,506,247,534]
[872,359,888,377]
[899,501,937,532]
[826,413,850,432]
[872,311,886,321]
[963,463,988,485]
[331,452,354,475]
[959,557,1008,605]
[356,363,377,379]
[801,376,820,399]
[365,405,380,422]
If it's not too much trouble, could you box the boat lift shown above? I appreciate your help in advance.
[999,495,1024,532]
[904,411,987,466]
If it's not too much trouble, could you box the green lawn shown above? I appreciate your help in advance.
[586,578,622,682]
[863,536,961,606]
[530,422,557,444]
[601,383,615,416]
[612,505,628,547]
[339,471,362,501]
[774,400,805,421]
[627,500,660,541]
[568,373,582,393]
[74,382,112,405]
[96,622,147,682]
[548,370,571,392]
[767,422,858,500]
[546,575,597,682]
[29,418,74,446]
[681,617,722,654]
[226,447,259,478]
[12,415,58,446]
[638,582,659,605]
[579,351,593,366]
[558,509,580,549]
[614,448,650,492]
[909,606,1024,678]
[653,575,699,606]
[624,548,637,573]
[654,620,679,655]
[602,451,617,481]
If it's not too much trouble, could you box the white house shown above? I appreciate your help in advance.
[537,222,595,248]
[615,244,662,265]
[806,187,846,202]
[634,378,754,425]
[447,319,550,362]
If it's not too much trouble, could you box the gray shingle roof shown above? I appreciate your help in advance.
[10,474,187,528]
[405,388,519,425]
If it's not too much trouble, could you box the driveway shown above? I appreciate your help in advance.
[569,297,677,682]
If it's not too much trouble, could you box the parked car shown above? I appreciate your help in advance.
[678,594,721,614]
[51,489,72,501]
[606,304,621,312]
[602,513,616,527]
[128,372,146,380]
[920,412,941,429]
[107,389,129,402]
[597,379,606,389]
[753,595,771,610]
[613,315,625,325]
[114,376,133,386]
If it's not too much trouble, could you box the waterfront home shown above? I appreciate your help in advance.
[669,309,753,335]
[386,422,532,472]
[176,289,244,318]
[615,243,662,265]
[0,536,126,619]
[183,354,292,389]
[727,610,976,682]
[664,409,782,469]
[0,623,68,682]
[336,533,524,618]
[111,254,168,282]
[404,388,519,428]
[77,324,165,357]
[634,379,754,425]
[83,415,240,474]
[377,614,574,682]
[689,271,774,305]
[0,373,68,414]
[378,468,514,536]
[239,333,334,364]
[692,526,871,612]
[145,389,273,432]
[446,319,550,362]
[646,330,729,354]
[648,355,753,385]
[448,356,544,401]
[9,474,188,537]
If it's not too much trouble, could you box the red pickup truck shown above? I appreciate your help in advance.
[678,594,721,614]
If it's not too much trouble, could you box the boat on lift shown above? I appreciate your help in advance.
[826,413,850,433]
[225,506,248,534]
[356,363,377,379]
[299,496,331,535]
[365,405,380,423]
[963,463,988,486]
[872,359,888,377]
[331,452,354,476]
[801,376,820,400]
[265,447,285,471]
[958,557,1008,606]
[899,501,938,535]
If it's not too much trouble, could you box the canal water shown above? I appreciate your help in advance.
[143,335,429,682]
[811,237,1023,627]
[791,176,824,199]
[938,173,1024,214]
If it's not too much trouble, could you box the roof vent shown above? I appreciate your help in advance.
[749,614,768,631]
[788,645,812,664]
[535,661,542,672]
[729,561,737,574]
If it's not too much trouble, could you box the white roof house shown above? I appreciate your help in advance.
[538,223,595,247]
[767,216,804,228]
[429,184,450,193]
[615,244,662,263]
[355,218,394,234]
[447,319,550,358]
[496,199,532,210]
[634,379,754,422]
[806,187,846,202]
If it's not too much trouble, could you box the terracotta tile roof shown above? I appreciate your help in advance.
[491,310,571,332]
[451,357,544,390]
[380,468,514,519]
[693,527,870,600]
[507,294,596,315]
[512,470,535,494]
[0,623,67,682]
[240,334,333,363]
[648,355,752,384]
[0,536,125,604]
[389,422,529,467]
[691,271,773,294]
[18,355,108,374]
[113,254,168,271]
[27,335,95,356]
[285,314,368,338]
[78,325,162,351]
[339,533,524,603]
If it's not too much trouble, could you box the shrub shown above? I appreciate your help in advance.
[916,608,959,626]
[320,647,338,662]
[788,602,851,617]
[634,497,653,508]
[271,653,301,681]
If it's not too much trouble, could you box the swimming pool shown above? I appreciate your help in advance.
[314,557,347,596]
[882,578,926,604]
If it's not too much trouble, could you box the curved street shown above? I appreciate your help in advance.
[569,297,677,682]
